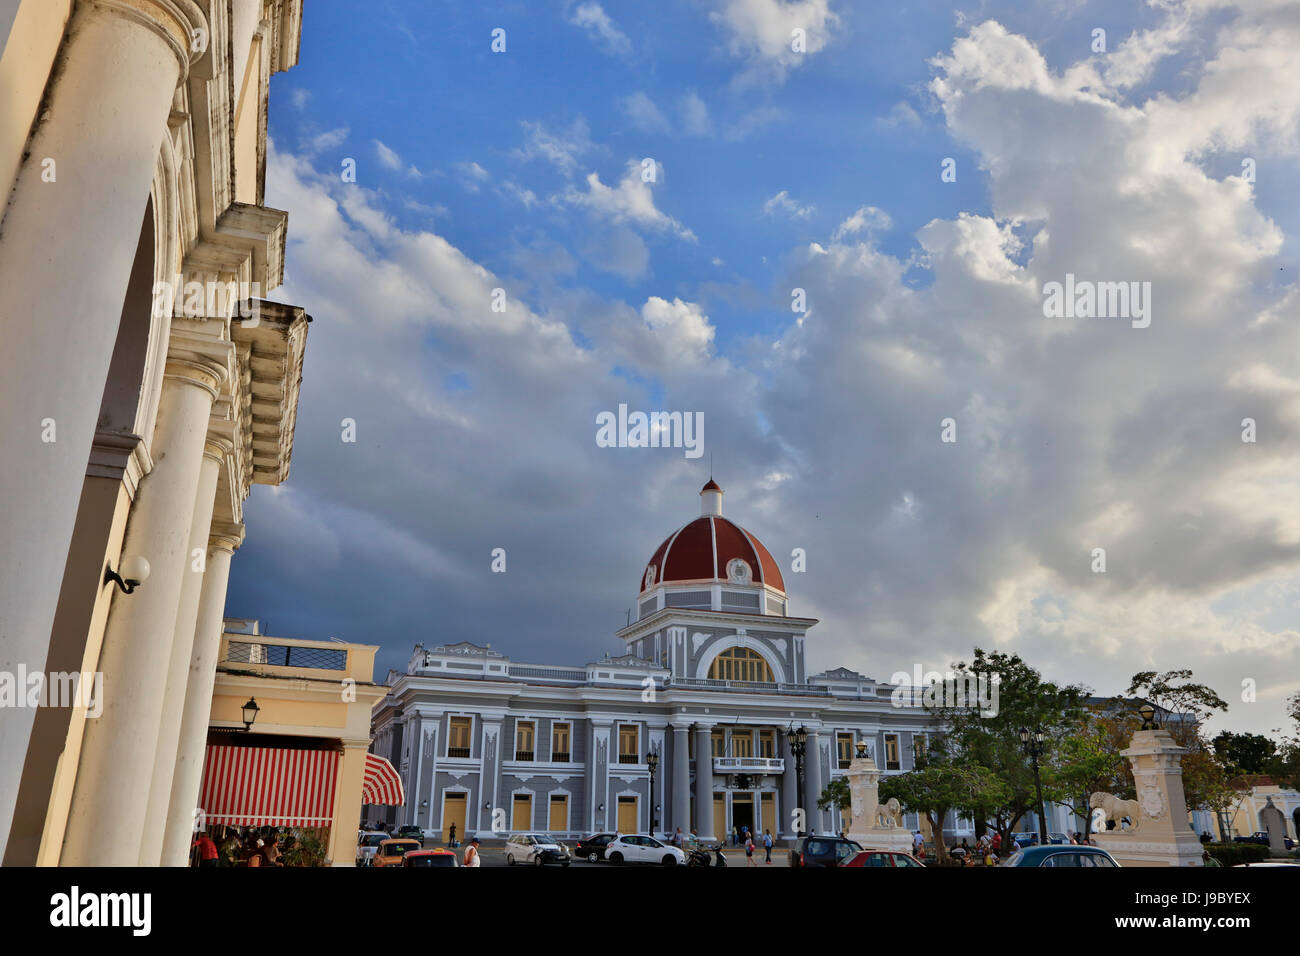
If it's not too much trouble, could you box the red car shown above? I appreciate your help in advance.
[841,849,925,867]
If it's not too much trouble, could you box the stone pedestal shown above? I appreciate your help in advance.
[844,755,913,853]
[1260,796,1288,858]
[1091,729,1203,867]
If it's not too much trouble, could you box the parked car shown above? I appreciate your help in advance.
[1234,831,1296,850]
[574,832,616,862]
[1000,845,1120,867]
[1010,832,1040,848]
[788,835,863,868]
[603,833,686,866]
[396,825,426,843]
[373,838,423,867]
[403,848,459,867]
[504,833,572,866]
[842,849,925,867]
[356,830,389,866]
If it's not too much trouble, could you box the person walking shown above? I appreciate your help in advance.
[672,827,683,848]
[912,829,924,859]
[448,822,457,847]
[744,832,756,867]
[763,829,773,864]
[192,831,219,868]
[463,836,481,868]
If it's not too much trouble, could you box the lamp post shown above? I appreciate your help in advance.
[240,697,260,732]
[786,725,808,836]
[1019,726,1048,846]
[1138,703,1158,730]
[646,751,660,835]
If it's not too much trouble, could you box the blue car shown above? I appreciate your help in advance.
[1000,845,1120,867]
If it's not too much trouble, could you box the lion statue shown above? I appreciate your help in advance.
[875,797,902,828]
[1089,791,1141,832]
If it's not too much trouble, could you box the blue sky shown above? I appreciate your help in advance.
[225,0,1300,738]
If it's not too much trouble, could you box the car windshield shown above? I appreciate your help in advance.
[1000,850,1024,867]
[529,835,552,845]
[362,834,386,847]
[385,842,419,855]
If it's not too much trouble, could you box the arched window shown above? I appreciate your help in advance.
[709,646,773,683]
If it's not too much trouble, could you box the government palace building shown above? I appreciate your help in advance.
[369,480,959,844]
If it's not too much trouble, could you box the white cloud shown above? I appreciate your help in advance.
[454,160,490,192]
[832,205,891,239]
[681,91,713,136]
[762,189,815,220]
[373,139,423,179]
[709,0,840,83]
[568,1,632,55]
[513,118,598,176]
[641,296,716,363]
[564,160,697,241]
[621,92,671,134]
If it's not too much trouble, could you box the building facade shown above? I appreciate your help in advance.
[370,482,956,843]
[0,0,309,865]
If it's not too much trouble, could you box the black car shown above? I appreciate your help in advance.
[1234,831,1296,850]
[396,825,425,843]
[789,835,863,868]
[574,832,616,862]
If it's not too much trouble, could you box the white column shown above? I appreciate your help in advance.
[693,724,715,840]
[0,0,204,860]
[160,522,241,865]
[671,724,690,836]
[139,437,225,864]
[803,731,823,835]
[62,351,228,865]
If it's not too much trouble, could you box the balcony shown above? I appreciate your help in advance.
[713,756,785,773]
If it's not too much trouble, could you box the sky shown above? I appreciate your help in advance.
[224,0,1300,739]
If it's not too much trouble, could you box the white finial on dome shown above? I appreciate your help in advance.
[700,478,723,516]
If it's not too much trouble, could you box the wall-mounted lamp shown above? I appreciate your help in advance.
[105,555,150,594]
[597,803,604,813]
[484,802,492,811]
[241,697,260,732]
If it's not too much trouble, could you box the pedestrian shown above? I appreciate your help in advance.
[912,830,924,857]
[1202,850,1221,868]
[262,834,282,867]
[763,828,773,864]
[448,822,457,848]
[745,832,755,866]
[1069,832,1078,845]
[463,836,481,868]
[991,831,1002,853]
[672,827,683,848]
[732,825,739,847]
[192,831,219,868]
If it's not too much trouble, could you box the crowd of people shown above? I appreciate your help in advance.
[190,826,312,867]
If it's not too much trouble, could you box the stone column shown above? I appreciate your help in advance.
[671,723,690,837]
[139,437,225,864]
[803,730,823,835]
[693,724,715,840]
[62,350,228,865]
[781,733,799,838]
[159,522,241,865]
[0,0,205,860]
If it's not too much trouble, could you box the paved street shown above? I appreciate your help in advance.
[406,841,790,868]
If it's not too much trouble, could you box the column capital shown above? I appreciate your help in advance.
[87,0,209,82]
[202,435,234,464]
[208,521,244,553]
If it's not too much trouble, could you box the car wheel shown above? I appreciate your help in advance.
[609,851,624,865]
[507,854,515,866]
[662,854,677,866]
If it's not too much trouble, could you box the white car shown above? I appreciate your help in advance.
[504,833,572,866]
[356,830,389,866]
[604,834,686,866]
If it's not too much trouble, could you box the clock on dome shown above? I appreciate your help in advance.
[726,558,752,584]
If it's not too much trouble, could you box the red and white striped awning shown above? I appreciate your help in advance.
[362,753,404,806]
[199,745,340,827]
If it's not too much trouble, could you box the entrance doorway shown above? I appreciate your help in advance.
[732,792,754,840]
[442,793,466,844]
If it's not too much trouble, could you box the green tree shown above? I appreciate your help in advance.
[1211,731,1277,777]
[1048,715,1126,842]
[817,777,851,831]
[880,761,1007,864]
[1125,669,1227,750]
[926,649,1089,848]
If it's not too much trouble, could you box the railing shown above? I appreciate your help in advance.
[551,752,571,763]
[617,754,638,765]
[713,756,785,773]
[447,747,470,758]
[514,750,534,761]
[224,640,347,671]
[666,677,830,696]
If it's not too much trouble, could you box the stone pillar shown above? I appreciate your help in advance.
[140,437,225,864]
[0,0,204,860]
[693,724,715,840]
[671,724,690,837]
[159,522,241,865]
[62,350,229,865]
[781,734,799,838]
[803,730,823,835]
[844,754,913,852]
[1091,729,1204,867]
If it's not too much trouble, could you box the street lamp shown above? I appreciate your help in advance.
[1138,703,1158,730]
[786,725,808,836]
[646,751,660,834]
[1019,726,1048,847]
[241,697,260,732]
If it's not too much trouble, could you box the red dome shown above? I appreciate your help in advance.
[640,515,785,594]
